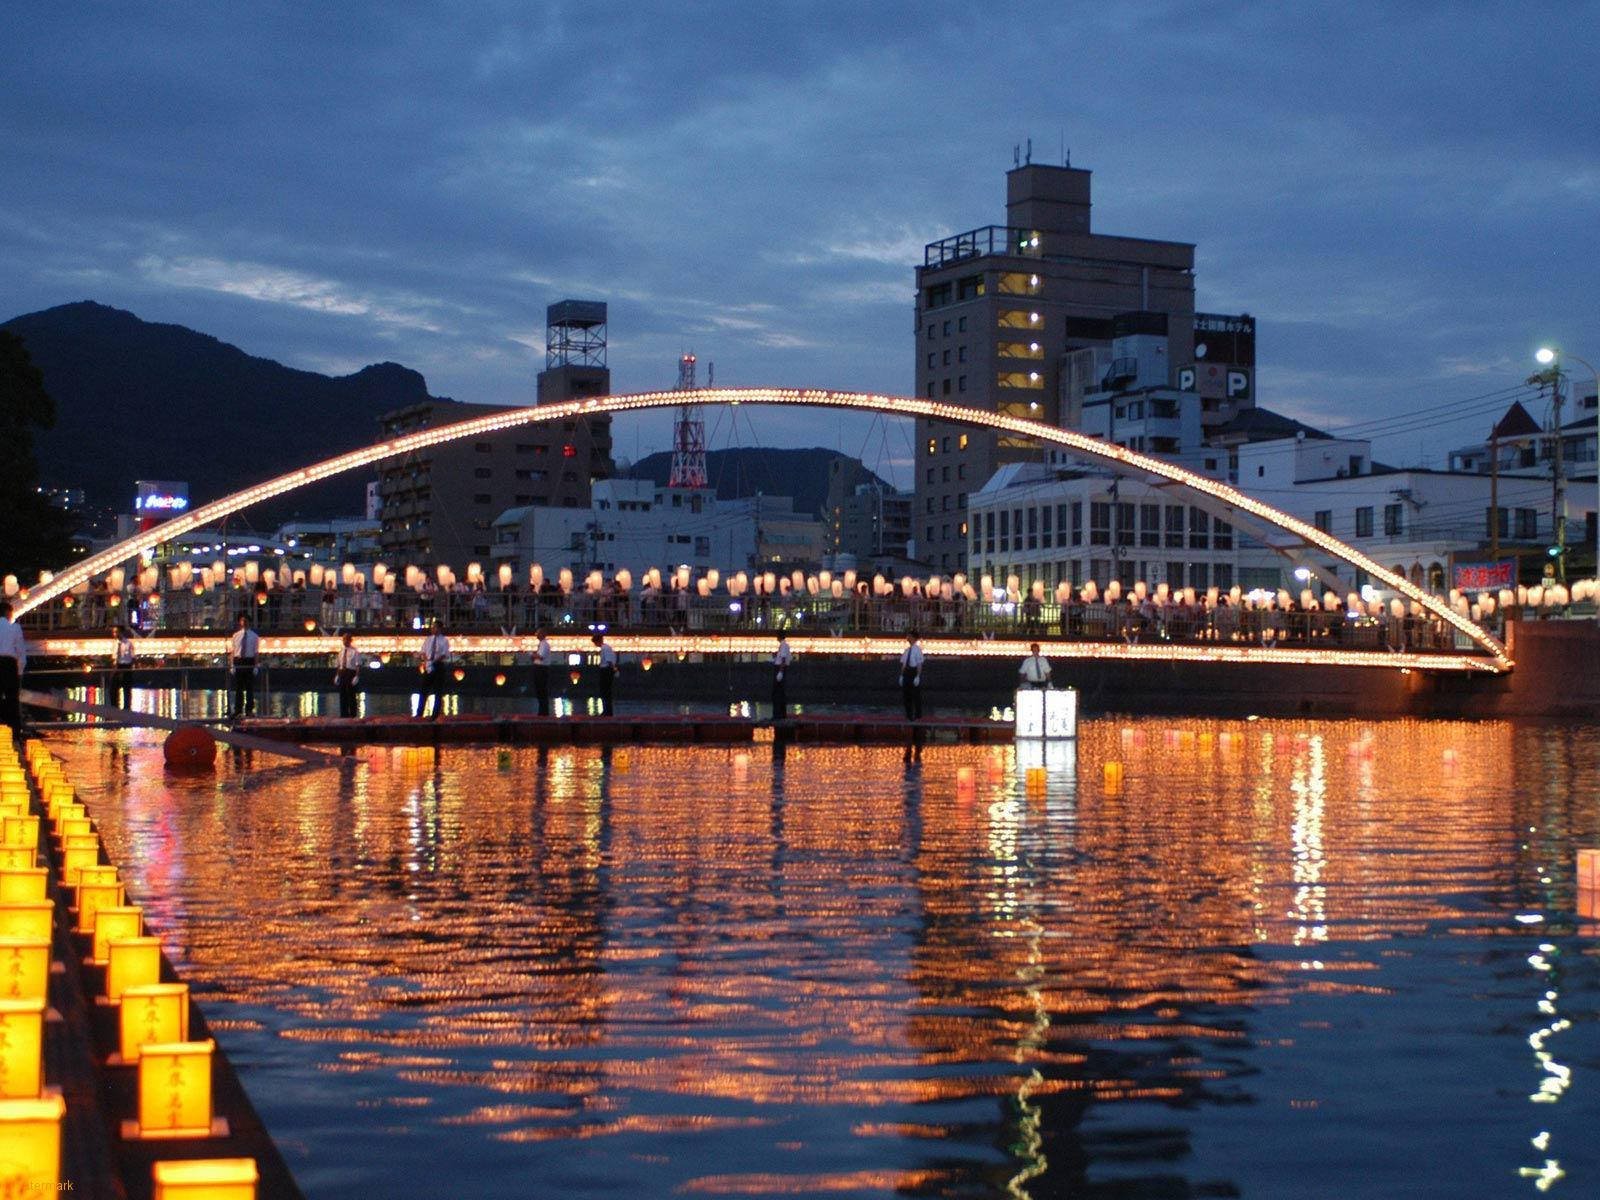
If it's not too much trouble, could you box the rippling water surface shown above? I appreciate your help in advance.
[50,718,1600,1198]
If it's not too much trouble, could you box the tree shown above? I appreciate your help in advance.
[0,330,74,579]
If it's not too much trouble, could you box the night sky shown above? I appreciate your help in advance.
[5,2,1596,484]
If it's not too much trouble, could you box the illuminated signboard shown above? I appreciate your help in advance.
[134,480,189,514]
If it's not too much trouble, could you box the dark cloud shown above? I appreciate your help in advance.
[3,1,1596,479]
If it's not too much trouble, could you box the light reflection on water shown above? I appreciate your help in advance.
[51,719,1600,1199]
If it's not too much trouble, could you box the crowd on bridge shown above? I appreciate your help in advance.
[13,559,1501,656]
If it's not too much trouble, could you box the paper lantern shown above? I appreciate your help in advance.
[59,841,102,888]
[118,984,190,1064]
[55,816,92,843]
[74,880,125,936]
[152,1158,260,1200]
[132,1039,216,1139]
[0,941,49,1003]
[529,564,544,589]
[465,562,481,585]
[0,870,46,903]
[695,579,710,597]
[558,568,573,594]
[93,907,144,967]
[104,937,162,1007]
[0,815,37,849]
[0,904,52,944]
[1103,761,1124,793]
[0,849,32,871]
[0,1094,64,1191]
[0,998,44,1098]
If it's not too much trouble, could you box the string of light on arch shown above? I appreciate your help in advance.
[10,388,1511,671]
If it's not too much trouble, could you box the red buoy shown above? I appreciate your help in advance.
[163,724,217,769]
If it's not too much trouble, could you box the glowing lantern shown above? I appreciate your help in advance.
[493,674,506,687]
[452,668,465,683]
[0,997,44,1098]
[0,870,46,903]
[0,941,48,1002]
[59,840,102,887]
[497,563,512,589]
[93,906,143,966]
[529,564,544,590]
[0,849,33,871]
[0,1094,64,1191]
[1103,761,1124,793]
[118,984,190,1064]
[558,568,573,594]
[0,815,38,848]
[615,569,632,591]
[133,1039,216,1139]
[465,563,481,586]
[152,1158,260,1200]
[55,816,92,843]
[74,879,125,936]
[639,657,653,672]
[105,936,162,1001]
[303,619,317,632]
[0,904,52,943]
[696,579,710,597]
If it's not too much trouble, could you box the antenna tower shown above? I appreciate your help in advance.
[668,353,707,488]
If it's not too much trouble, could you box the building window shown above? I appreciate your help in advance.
[941,436,950,452]
[926,383,936,398]
[1070,502,1081,546]
[957,464,966,480]
[985,511,996,552]
[927,438,937,455]
[1189,508,1210,549]
[956,275,983,301]
[927,323,935,339]
[941,466,950,482]
[1383,503,1403,536]
[942,350,951,366]
[998,309,1042,330]
[942,320,951,336]
[957,376,967,393]
[1116,502,1135,547]
[475,442,492,453]
[1515,507,1538,538]
[1487,507,1509,538]
[958,316,967,332]
[1165,505,1185,548]
[1355,506,1374,537]
[473,493,492,504]
[958,434,969,450]
[1314,510,1331,533]
[1026,506,1038,550]
[941,494,951,511]
[958,346,967,362]
[942,379,951,395]
[1214,519,1233,551]
[473,467,492,479]
[1140,503,1160,548]
[1090,502,1111,546]
[927,352,936,369]
[926,496,935,513]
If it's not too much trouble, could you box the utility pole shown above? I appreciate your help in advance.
[1552,371,1567,584]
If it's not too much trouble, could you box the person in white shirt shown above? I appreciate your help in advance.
[0,601,26,736]
[335,633,361,718]
[419,620,450,719]
[899,630,924,721]
[772,634,794,719]
[113,625,135,709]
[228,614,261,723]
[1018,642,1052,689]
[533,628,553,716]
[593,632,618,715]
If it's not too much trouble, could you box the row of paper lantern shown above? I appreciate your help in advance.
[0,730,258,1198]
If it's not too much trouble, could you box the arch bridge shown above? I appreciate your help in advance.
[13,388,1510,674]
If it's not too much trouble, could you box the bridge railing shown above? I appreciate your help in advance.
[20,585,1474,655]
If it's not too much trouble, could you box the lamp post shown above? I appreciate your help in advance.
[1537,346,1600,618]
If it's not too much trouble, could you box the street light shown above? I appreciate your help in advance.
[1537,346,1600,619]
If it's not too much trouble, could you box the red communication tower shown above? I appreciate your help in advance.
[668,353,707,489]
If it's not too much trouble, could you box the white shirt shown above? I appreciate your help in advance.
[337,645,361,672]
[421,632,450,670]
[115,637,135,667]
[598,644,618,669]
[773,642,793,676]
[230,627,260,661]
[899,643,924,683]
[535,637,552,666]
[0,617,26,670]
[1019,653,1052,685]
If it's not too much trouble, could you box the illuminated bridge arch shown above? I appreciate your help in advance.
[14,388,1510,670]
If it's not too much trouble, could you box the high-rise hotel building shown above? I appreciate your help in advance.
[913,163,1197,571]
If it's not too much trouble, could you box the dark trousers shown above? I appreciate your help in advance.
[229,660,257,720]
[337,675,358,718]
[421,666,447,718]
[112,667,133,709]
[901,673,922,721]
[533,665,550,716]
[0,657,20,734]
[598,667,615,716]
[772,675,788,720]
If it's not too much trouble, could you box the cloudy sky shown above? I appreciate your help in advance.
[4,1,1596,485]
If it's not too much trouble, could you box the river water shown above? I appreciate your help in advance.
[50,717,1600,1198]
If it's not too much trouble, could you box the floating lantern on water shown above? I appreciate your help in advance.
[1103,761,1124,793]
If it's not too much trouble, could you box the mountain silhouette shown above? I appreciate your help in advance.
[0,300,460,524]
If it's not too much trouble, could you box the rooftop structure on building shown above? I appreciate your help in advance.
[377,300,616,567]
[914,160,1255,573]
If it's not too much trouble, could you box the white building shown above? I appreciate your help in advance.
[489,479,825,577]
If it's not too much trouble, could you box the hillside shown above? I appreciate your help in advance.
[626,447,891,519]
[1,301,456,521]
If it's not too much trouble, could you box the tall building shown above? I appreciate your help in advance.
[913,162,1198,572]
[377,300,616,568]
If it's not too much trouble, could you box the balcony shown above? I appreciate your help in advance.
[924,225,1042,269]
